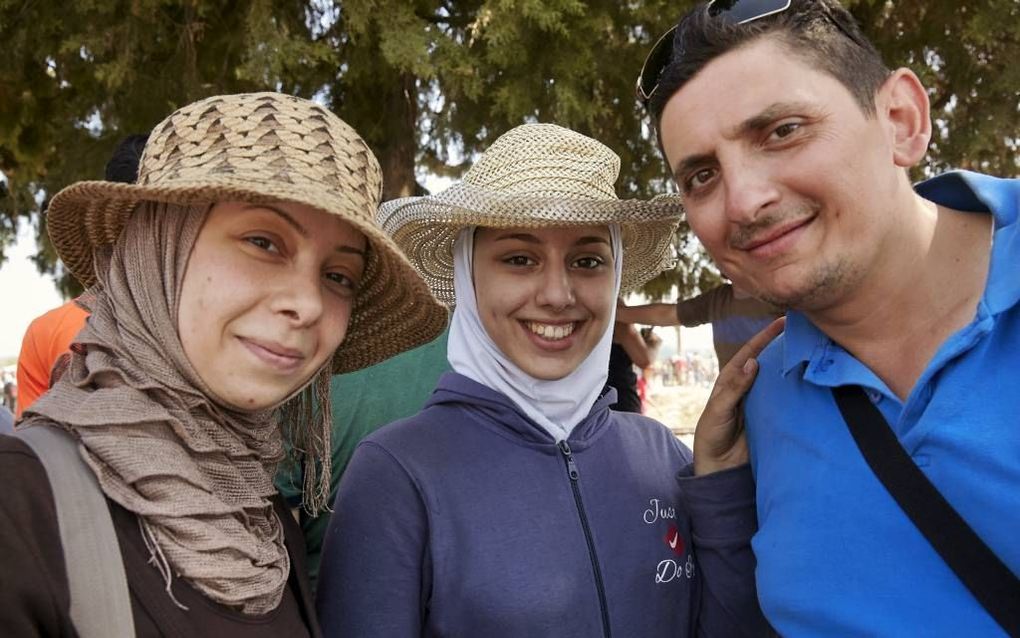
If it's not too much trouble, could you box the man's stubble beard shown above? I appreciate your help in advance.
[752,254,863,312]
[727,201,865,312]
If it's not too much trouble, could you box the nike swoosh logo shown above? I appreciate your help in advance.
[669,533,678,549]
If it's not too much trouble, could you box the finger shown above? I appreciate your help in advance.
[704,317,784,411]
[700,318,784,421]
[704,357,758,417]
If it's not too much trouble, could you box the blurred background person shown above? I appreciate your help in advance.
[1,381,15,415]
[617,282,783,368]
[607,319,653,413]
[636,327,662,413]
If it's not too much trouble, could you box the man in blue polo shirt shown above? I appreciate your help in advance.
[637,0,1019,634]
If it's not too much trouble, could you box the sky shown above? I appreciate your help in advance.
[0,221,64,361]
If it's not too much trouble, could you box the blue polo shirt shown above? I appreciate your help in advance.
[745,171,1020,636]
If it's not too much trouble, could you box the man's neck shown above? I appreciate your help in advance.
[806,196,992,402]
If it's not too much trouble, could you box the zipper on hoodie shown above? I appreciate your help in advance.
[558,440,612,638]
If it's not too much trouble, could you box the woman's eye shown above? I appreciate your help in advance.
[325,271,357,291]
[245,236,279,253]
[505,255,534,267]
[574,256,604,269]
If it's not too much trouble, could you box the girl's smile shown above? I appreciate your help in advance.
[472,225,615,381]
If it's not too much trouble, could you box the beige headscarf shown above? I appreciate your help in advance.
[25,201,330,614]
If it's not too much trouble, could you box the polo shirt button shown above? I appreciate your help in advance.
[865,389,883,404]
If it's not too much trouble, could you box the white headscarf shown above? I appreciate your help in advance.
[447,225,623,441]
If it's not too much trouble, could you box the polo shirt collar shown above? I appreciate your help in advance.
[780,311,823,377]
[916,170,1020,316]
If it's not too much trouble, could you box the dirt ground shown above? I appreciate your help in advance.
[643,382,714,449]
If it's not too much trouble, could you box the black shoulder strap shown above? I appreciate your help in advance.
[831,385,1020,636]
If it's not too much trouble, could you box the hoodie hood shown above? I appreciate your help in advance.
[425,372,617,448]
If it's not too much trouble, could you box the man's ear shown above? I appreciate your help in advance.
[876,68,932,168]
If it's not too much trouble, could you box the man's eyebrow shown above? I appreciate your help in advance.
[673,153,716,182]
[243,203,308,237]
[725,101,814,139]
[671,101,816,181]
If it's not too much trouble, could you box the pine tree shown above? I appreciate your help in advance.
[2,0,1017,298]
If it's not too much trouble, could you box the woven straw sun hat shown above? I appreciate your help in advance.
[377,123,684,304]
[46,92,447,373]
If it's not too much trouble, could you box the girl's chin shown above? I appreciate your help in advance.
[513,353,585,381]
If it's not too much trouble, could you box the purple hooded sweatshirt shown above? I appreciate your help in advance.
[317,372,766,637]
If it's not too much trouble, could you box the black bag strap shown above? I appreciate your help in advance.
[832,385,1020,636]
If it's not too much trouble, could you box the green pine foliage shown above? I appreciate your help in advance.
[1,0,1017,299]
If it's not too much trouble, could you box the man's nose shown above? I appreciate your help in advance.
[721,158,781,225]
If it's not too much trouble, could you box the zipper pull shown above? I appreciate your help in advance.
[558,440,580,481]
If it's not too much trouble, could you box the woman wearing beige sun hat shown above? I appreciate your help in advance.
[317,123,775,636]
[0,92,445,636]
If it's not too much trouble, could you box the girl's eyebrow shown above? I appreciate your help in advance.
[493,232,540,244]
[243,203,365,257]
[336,245,366,258]
[242,203,307,237]
[492,233,610,246]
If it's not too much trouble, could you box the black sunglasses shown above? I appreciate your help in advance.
[636,0,863,105]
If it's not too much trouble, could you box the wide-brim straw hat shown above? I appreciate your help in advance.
[377,123,683,304]
[46,92,447,373]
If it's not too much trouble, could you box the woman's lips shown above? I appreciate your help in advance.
[238,337,306,372]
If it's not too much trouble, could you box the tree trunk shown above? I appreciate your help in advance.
[377,73,419,201]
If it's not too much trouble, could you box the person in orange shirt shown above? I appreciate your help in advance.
[14,134,147,418]
[15,300,89,417]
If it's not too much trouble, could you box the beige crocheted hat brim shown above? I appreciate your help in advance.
[46,93,447,373]
[377,123,683,304]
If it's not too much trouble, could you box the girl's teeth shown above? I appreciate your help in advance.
[528,322,575,340]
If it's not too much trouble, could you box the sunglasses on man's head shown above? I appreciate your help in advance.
[635,0,862,106]
[635,0,793,104]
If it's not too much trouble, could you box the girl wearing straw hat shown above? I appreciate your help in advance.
[317,123,775,636]
[0,93,446,636]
